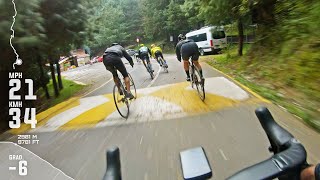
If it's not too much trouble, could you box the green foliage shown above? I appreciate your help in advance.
[181,0,205,29]
[139,0,169,40]
[86,0,142,53]
[165,0,189,34]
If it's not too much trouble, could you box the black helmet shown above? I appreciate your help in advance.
[178,34,186,41]
[111,43,119,46]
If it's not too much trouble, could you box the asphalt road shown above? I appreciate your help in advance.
[1,54,319,180]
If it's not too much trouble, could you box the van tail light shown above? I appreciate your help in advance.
[210,40,213,47]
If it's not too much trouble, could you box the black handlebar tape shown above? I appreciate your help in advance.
[255,107,293,152]
[103,147,122,180]
[315,163,320,180]
[227,139,307,180]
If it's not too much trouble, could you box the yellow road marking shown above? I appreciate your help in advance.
[9,98,80,134]
[10,75,268,132]
[59,94,118,130]
[151,82,240,114]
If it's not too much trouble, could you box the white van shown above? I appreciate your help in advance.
[186,26,227,55]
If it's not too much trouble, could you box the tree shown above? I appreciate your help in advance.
[39,0,87,94]
[181,0,205,30]
[139,0,170,40]
[165,0,190,42]
[198,0,251,56]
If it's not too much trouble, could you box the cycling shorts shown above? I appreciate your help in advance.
[181,42,200,61]
[103,54,128,78]
[155,51,164,59]
[140,53,150,63]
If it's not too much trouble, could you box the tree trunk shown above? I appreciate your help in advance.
[49,58,59,97]
[237,18,244,56]
[56,60,63,90]
[37,55,50,99]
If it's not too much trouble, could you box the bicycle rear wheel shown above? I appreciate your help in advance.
[113,84,129,118]
[159,57,168,73]
[194,67,205,101]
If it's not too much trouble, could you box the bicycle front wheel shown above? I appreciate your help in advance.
[194,67,205,101]
[147,63,154,79]
[113,85,129,118]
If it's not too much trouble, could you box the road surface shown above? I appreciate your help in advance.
[1,54,319,180]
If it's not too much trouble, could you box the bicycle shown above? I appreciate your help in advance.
[112,71,137,119]
[189,57,205,101]
[103,107,310,180]
[157,56,168,73]
[141,57,154,79]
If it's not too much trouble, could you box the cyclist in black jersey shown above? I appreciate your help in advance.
[175,34,204,82]
[103,43,134,99]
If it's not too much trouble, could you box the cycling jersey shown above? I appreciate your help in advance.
[175,39,199,61]
[139,46,149,54]
[138,46,152,58]
[151,46,162,58]
[103,45,133,78]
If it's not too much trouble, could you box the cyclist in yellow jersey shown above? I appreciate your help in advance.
[150,44,168,68]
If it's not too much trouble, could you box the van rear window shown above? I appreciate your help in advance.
[212,31,225,39]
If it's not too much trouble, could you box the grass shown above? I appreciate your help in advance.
[36,77,85,112]
[201,44,320,132]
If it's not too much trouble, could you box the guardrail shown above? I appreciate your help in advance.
[227,35,255,44]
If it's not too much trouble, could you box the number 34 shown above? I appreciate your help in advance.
[9,108,37,129]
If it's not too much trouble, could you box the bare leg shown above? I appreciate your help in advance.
[142,58,147,69]
[183,60,189,71]
[183,60,190,80]
[193,61,203,78]
[193,61,202,71]
[124,77,130,92]
[114,77,121,91]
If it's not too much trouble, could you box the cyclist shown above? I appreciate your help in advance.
[175,34,204,82]
[138,44,154,73]
[150,44,168,68]
[103,43,134,99]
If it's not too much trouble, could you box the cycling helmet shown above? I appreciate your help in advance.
[151,44,155,48]
[139,44,145,47]
[111,43,119,46]
[178,34,186,41]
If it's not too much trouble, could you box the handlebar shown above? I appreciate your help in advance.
[227,107,307,180]
[103,147,122,180]
[103,107,308,180]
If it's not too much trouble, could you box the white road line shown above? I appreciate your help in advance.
[82,68,135,97]
[82,78,113,97]
[140,136,144,145]
[210,122,216,130]
[0,142,74,179]
[147,63,161,88]
[31,96,109,132]
[219,149,228,160]
[293,114,302,120]
[278,121,306,136]
[278,105,288,112]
